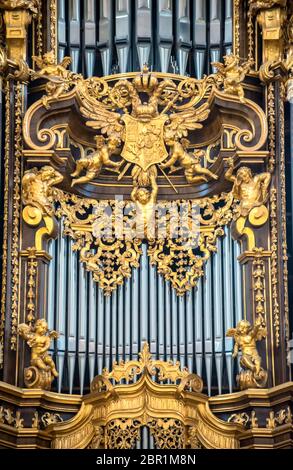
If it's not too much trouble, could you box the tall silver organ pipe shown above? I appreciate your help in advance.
[47,227,243,396]
[57,0,233,78]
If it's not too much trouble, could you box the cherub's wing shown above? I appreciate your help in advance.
[226,328,237,338]
[60,57,71,69]
[32,55,43,69]
[211,62,225,74]
[166,103,210,140]
[80,100,124,138]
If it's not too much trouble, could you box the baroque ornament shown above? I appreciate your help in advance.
[52,189,234,295]
[226,316,268,390]
[18,319,59,390]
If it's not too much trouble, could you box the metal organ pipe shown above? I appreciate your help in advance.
[47,232,243,395]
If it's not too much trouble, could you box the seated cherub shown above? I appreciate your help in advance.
[18,319,59,378]
[71,136,122,186]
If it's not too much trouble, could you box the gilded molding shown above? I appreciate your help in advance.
[269,187,280,347]
[233,0,240,57]
[25,247,38,325]
[10,81,22,351]
[49,0,57,59]
[268,82,276,172]
[0,80,10,368]
[279,82,289,345]
[252,248,267,319]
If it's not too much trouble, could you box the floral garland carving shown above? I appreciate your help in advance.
[0,80,10,367]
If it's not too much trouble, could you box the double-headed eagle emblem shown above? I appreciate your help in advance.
[72,65,216,199]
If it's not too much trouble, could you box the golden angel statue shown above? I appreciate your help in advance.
[77,66,213,195]
[225,157,271,218]
[226,317,268,390]
[161,137,218,184]
[71,136,122,187]
[212,54,252,102]
[18,319,59,390]
[22,166,63,216]
[32,50,80,109]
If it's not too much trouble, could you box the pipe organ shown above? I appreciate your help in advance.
[0,0,293,451]
[47,228,243,396]
[57,0,233,78]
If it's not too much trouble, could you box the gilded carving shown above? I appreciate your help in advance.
[266,406,292,429]
[225,158,271,220]
[53,191,234,295]
[161,140,218,184]
[26,247,38,324]
[18,319,59,390]
[71,136,122,187]
[226,317,268,390]
[0,80,10,367]
[22,166,63,216]
[92,342,203,394]
[148,418,185,449]
[212,54,252,102]
[11,82,22,350]
[32,51,79,108]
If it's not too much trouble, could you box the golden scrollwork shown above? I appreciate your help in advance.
[266,406,292,429]
[52,188,234,296]
[92,342,203,394]
[50,343,242,449]
[18,319,59,390]
[0,406,24,429]
[226,316,268,390]
[211,54,252,102]
[228,411,259,429]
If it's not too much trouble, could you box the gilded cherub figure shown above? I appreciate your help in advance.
[71,136,122,187]
[18,319,59,390]
[225,158,271,217]
[22,166,63,216]
[131,166,158,238]
[162,137,218,184]
[32,50,79,109]
[212,54,252,102]
[226,317,267,390]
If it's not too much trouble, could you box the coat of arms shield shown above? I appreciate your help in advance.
[121,114,169,171]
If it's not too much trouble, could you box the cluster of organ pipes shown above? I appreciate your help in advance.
[57,0,233,78]
[50,0,240,398]
[47,224,243,396]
